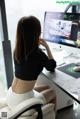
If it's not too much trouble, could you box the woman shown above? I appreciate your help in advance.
[7,16,57,111]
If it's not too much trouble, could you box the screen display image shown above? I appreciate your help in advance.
[43,12,80,48]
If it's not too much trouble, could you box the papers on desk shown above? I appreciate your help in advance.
[52,50,65,66]
[52,49,74,66]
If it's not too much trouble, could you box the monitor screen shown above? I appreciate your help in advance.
[43,12,80,48]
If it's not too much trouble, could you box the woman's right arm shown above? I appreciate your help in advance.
[39,38,53,59]
[39,38,56,72]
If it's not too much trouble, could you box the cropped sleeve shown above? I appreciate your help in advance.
[40,50,56,72]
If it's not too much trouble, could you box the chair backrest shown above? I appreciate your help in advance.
[16,103,55,119]
[0,98,55,119]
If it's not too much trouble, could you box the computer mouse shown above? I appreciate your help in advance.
[73,66,80,72]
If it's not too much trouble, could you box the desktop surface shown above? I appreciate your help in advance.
[45,41,80,66]
[42,41,80,104]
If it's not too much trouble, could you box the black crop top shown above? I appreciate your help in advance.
[14,48,56,81]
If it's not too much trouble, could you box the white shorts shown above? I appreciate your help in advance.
[6,87,46,109]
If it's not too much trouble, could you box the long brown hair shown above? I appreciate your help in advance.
[14,16,41,63]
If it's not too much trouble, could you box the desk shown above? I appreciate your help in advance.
[36,42,80,110]
[43,68,80,104]
[42,42,80,104]
[46,41,80,66]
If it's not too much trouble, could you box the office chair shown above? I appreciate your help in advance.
[0,97,55,119]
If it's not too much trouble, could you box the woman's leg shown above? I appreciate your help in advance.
[34,85,49,92]
[41,88,57,112]
[34,85,57,112]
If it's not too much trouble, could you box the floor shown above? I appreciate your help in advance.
[56,101,80,119]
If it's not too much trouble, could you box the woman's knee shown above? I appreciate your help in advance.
[41,88,56,104]
[34,85,50,92]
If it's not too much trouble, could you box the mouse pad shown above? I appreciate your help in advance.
[57,63,80,78]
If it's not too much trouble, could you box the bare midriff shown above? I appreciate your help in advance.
[12,77,36,94]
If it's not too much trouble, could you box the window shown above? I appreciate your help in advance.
[0,0,13,90]
[0,6,7,95]
[0,43,7,94]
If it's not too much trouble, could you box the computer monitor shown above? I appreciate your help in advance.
[43,11,80,48]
